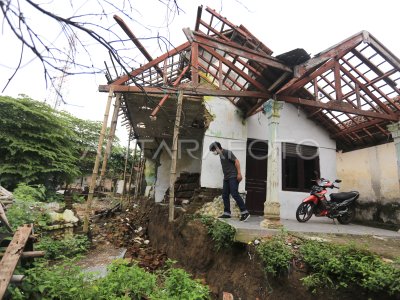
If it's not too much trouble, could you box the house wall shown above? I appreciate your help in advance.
[247,102,337,219]
[200,96,247,192]
[337,143,400,225]
[154,147,202,203]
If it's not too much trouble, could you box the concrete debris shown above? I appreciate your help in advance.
[49,209,79,224]
[197,195,241,218]
[306,236,331,243]
[90,201,167,271]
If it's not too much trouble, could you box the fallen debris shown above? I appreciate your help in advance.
[197,195,242,218]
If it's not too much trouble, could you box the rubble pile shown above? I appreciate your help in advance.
[163,172,200,205]
[196,195,242,218]
[90,200,167,271]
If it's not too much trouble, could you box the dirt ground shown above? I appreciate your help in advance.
[74,197,399,299]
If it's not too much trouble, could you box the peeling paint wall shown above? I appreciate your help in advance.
[154,147,202,203]
[247,103,337,220]
[200,96,247,192]
[337,143,400,225]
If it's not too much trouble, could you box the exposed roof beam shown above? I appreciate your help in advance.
[277,95,399,121]
[99,85,270,98]
[331,119,385,138]
[111,42,191,85]
[114,15,164,79]
[199,43,271,93]
[294,31,367,78]
[183,29,292,72]
[246,72,291,117]
[277,60,336,95]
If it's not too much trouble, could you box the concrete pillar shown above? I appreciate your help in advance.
[387,121,400,188]
[261,99,284,229]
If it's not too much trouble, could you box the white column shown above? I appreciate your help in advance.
[387,122,400,189]
[261,99,284,229]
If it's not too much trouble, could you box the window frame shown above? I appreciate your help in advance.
[281,143,320,193]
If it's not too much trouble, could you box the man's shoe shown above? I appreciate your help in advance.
[240,213,250,222]
[218,214,231,219]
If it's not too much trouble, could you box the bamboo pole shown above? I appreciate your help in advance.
[169,90,183,222]
[122,127,133,195]
[127,141,138,199]
[83,89,114,233]
[99,93,122,184]
[134,149,142,198]
[137,157,146,196]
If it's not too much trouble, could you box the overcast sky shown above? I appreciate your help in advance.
[1,0,399,144]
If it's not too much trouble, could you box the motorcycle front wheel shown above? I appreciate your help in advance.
[337,206,355,224]
[296,202,314,222]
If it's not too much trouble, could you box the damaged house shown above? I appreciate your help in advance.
[98,7,400,227]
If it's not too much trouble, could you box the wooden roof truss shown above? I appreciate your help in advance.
[101,8,400,151]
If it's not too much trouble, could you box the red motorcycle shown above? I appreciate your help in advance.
[295,178,359,224]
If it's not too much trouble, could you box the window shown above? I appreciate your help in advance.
[282,143,320,192]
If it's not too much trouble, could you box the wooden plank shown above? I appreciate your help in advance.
[277,95,399,121]
[190,31,291,72]
[111,42,190,85]
[334,61,342,101]
[99,85,270,98]
[191,42,199,85]
[169,91,184,222]
[0,225,32,299]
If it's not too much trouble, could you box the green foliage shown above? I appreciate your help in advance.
[8,259,210,300]
[199,215,236,251]
[0,199,51,232]
[154,267,210,299]
[13,183,46,202]
[0,95,79,189]
[36,235,90,260]
[8,260,90,300]
[0,95,132,190]
[300,240,400,295]
[92,259,157,299]
[256,233,294,276]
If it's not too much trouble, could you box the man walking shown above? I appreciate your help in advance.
[209,141,250,221]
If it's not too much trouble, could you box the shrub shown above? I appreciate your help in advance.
[154,267,210,299]
[0,199,51,232]
[13,183,46,202]
[256,234,294,276]
[36,235,90,260]
[300,240,400,295]
[8,260,90,300]
[7,259,210,300]
[92,259,157,299]
[199,215,236,250]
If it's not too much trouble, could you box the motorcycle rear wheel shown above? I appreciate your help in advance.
[296,202,314,222]
[337,206,355,224]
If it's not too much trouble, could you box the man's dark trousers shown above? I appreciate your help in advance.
[222,178,248,215]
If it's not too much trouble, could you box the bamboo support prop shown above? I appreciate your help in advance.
[128,142,138,200]
[169,90,184,222]
[83,89,114,233]
[122,127,133,196]
[99,93,122,185]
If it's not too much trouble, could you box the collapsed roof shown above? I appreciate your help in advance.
[99,6,400,152]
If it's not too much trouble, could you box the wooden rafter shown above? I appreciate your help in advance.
[276,95,398,121]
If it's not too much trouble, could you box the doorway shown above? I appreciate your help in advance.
[245,139,268,215]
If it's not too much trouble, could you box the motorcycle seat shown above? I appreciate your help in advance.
[330,192,358,202]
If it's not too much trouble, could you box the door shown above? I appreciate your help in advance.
[245,139,268,215]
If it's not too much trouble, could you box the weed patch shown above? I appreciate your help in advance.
[7,259,210,299]
[36,235,90,260]
[256,233,294,276]
[198,215,236,250]
[299,240,400,295]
